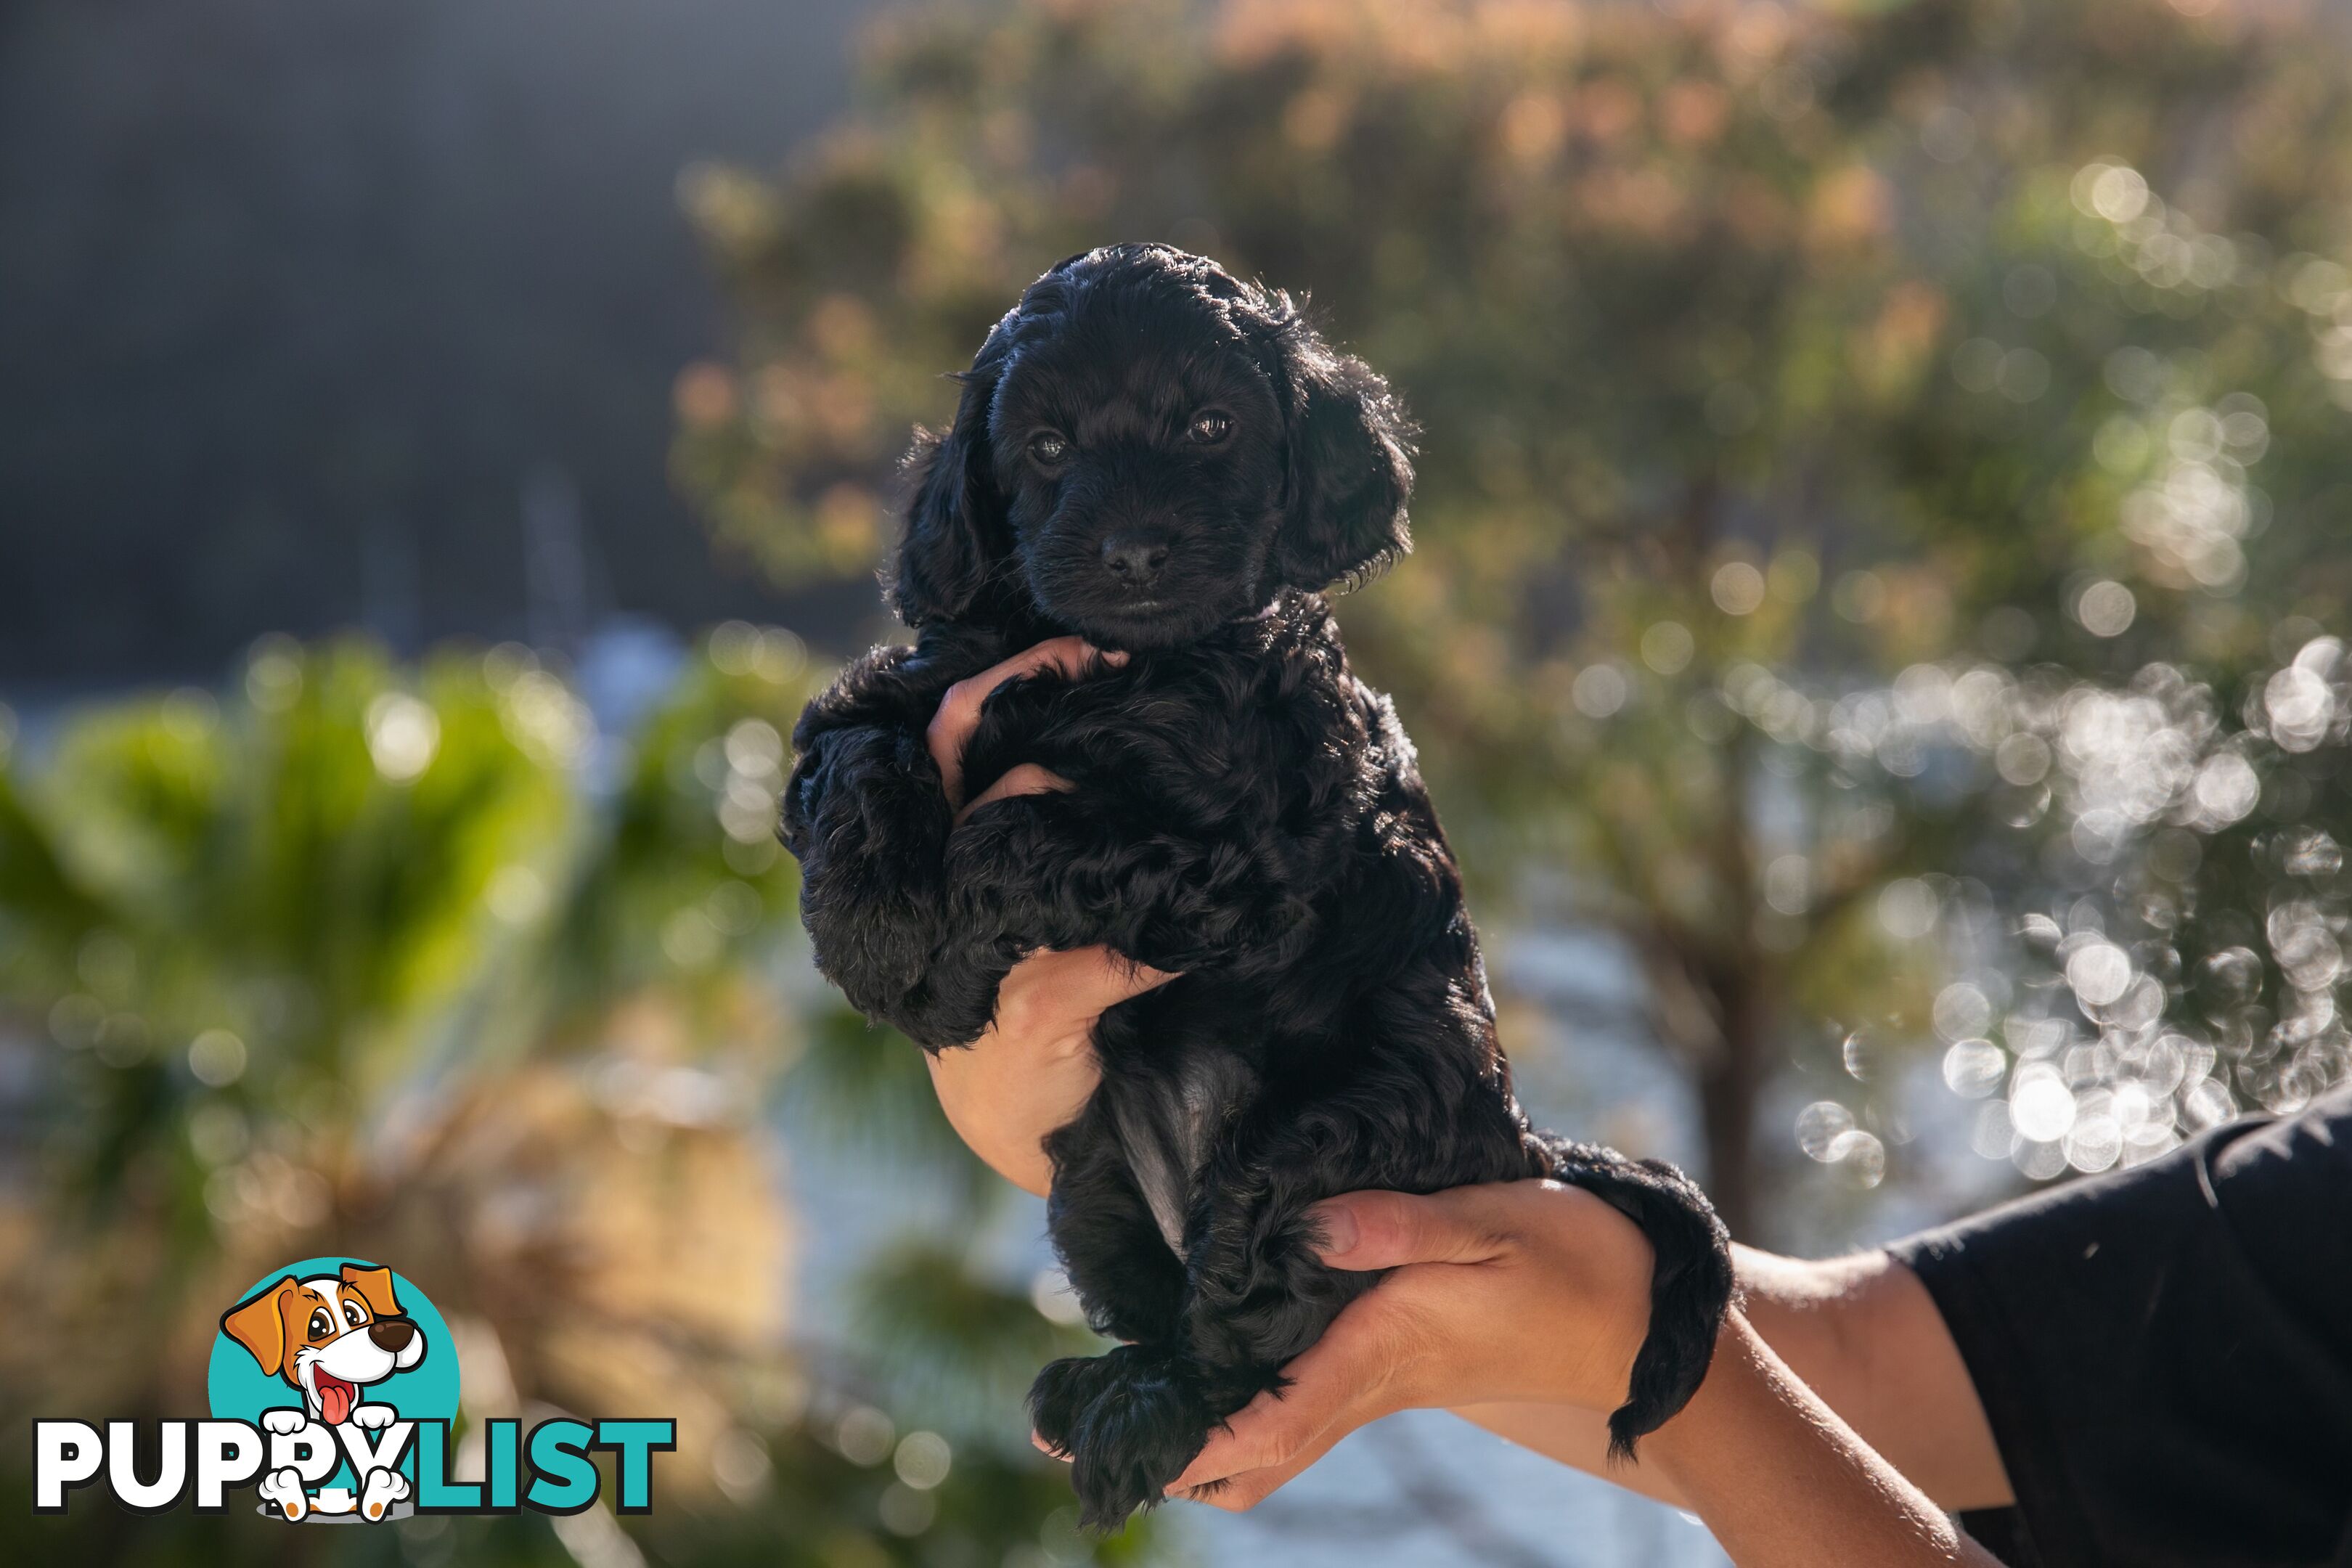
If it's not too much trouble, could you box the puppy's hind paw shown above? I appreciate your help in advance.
[257,1466,308,1522]
[1029,1344,1214,1533]
[359,1466,409,1522]
[1027,1353,1112,1461]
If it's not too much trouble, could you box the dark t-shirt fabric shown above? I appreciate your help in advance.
[1887,1083,2352,1567]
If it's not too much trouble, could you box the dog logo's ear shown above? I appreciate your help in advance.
[889,324,1016,629]
[221,1277,301,1378]
[338,1262,402,1320]
[1266,313,1417,592]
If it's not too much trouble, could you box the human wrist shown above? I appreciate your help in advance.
[926,1045,1060,1196]
[1529,1186,1658,1414]
[927,949,1161,1197]
[929,1015,1101,1199]
[1639,1310,1763,1479]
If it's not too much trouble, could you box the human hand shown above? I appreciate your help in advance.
[926,636,1124,822]
[1164,1180,1656,1510]
[928,946,1173,1196]
[1169,1199,1998,1568]
[920,637,1169,1195]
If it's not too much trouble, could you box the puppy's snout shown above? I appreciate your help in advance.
[1101,531,1171,589]
[367,1318,417,1352]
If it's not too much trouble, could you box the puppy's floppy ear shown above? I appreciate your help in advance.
[889,323,1016,628]
[1266,311,1416,590]
[339,1262,402,1320]
[221,1277,300,1378]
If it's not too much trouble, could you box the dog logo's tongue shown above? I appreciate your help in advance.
[317,1373,355,1426]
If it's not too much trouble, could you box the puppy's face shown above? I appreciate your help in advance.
[889,244,1416,647]
[988,287,1289,649]
[289,1279,417,1426]
[221,1263,426,1426]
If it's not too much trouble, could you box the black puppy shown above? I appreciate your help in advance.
[783,244,1731,1528]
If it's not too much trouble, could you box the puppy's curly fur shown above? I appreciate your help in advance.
[783,245,1732,1529]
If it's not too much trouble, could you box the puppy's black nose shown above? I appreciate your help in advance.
[1101,533,1170,589]
[368,1318,416,1352]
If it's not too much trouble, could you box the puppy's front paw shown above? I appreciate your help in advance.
[261,1408,311,1437]
[349,1402,396,1430]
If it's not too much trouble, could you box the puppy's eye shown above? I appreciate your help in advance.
[1028,430,1070,465]
[1187,410,1233,446]
[344,1302,367,1327]
[309,1310,333,1341]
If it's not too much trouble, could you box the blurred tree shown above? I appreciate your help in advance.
[0,633,1153,1563]
[675,0,2352,1236]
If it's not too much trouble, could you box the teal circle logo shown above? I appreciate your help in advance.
[208,1258,460,1521]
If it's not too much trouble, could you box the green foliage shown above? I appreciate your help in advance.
[793,1003,997,1175]
[852,1239,1108,1429]
[1,643,573,1226]
[0,631,1157,1564]
[677,0,2352,1233]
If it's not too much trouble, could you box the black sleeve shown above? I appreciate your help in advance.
[1886,1083,2352,1568]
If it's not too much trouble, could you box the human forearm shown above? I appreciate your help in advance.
[1455,1243,2011,1513]
[1646,1313,2002,1568]
[1734,1246,2009,1510]
[1167,1181,2007,1557]
[1452,1401,1688,1505]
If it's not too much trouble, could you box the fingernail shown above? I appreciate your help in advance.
[1307,1201,1357,1259]
[1089,644,1129,666]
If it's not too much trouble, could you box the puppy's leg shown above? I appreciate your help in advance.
[785,719,1016,1047]
[1527,1132,1734,1459]
[1178,1076,1530,1410]
[1041,1097,1191,1347]
[944,790,1293,975]
[1047,1054,1529,1529]
[1030,1097,1197,1524]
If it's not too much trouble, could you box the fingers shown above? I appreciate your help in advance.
[1037,1379,1344,1513]
[1164,1193,1540,1513]
[1177,1412,1346,1511]
[926,637,1125,806]
[1164,1275,1440,1508]
[1156,1191,1522,1513]
[955,761,1075,826]
[1167,1333,1365,1499]
[1051,944,1180,1010]
[1307,1185,1524,1272]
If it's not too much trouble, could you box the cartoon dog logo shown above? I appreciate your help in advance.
[219,1262,425,1522]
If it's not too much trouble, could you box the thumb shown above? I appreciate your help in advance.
[1066,946,1180,1009]
[1306,1186,1515,1272]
